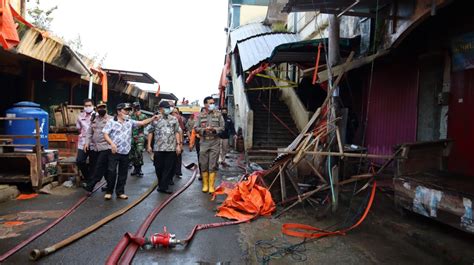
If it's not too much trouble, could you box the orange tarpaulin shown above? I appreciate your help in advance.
[0,0,34,50]
[213,172,276,221]
[16,193,38,200]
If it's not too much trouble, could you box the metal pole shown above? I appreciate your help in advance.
[88,75,93,99]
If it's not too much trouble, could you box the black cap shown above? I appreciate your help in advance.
[116,103,132,110]
[132,102,141,109]
[158,101,171,108]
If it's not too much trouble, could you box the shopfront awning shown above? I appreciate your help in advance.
[268,37,357,68]
[230,22,272,51]
[237,33,300,71]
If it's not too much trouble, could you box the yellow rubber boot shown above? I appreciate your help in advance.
[208,172,216,193]
[201,171,209,193]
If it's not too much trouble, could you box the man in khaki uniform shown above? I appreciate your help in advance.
[194,96,224,193]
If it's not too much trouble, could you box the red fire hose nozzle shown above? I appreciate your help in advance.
[144,227,183,248]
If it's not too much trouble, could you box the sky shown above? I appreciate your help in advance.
[31,0,229,103]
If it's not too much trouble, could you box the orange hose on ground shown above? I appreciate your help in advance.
[282,181,377,239]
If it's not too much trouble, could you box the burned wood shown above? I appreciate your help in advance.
[253,149,393,159]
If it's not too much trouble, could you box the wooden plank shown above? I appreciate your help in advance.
[302,50,390,81]
[331,165,339,212]
[252,149,393,159]
[0,135,36,139]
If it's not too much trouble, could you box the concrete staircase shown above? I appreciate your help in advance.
[247,90,298,168]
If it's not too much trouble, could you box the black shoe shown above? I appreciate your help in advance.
[82,185,93,193]
[157,189,172,194]
[101,186,108,192]
[169,180,175,186]
[176,173,182,179]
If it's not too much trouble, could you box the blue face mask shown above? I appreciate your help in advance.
[208,104,216,111]
[164,108,171,115]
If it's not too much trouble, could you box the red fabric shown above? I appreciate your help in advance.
[155,82,160,97]
[245,63,268,84]
[0,0,20,49]
[213,171,276,221]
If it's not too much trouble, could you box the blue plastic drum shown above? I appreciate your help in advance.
[5,102,49,149]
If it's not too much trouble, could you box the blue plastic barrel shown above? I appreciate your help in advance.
[5,102,49,149]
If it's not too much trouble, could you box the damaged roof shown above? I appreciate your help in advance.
[230,22,272,51]
[15,28,91,76]
[101,68,157,84]
[237,33,300,71]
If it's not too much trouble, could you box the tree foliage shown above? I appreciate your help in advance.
[27,0,58,31]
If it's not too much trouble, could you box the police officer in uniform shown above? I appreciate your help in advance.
[194,96,224,193]
[130,102,147,177]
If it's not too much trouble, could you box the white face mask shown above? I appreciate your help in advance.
[208,104,216,111]
[123,114,130,120]
[84,106,93,113]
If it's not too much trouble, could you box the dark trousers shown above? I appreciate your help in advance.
[154,151,177,191]
[196,138,201,173]
[175,153,182,175]
[86,150,109,191]
[107,153,129,195]
[76,149,90,181]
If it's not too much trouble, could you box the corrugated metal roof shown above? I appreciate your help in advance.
[102,68,157,84]
[230,22,272,51]
[237,33,300,71]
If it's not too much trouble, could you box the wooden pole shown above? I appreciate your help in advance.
[251,149,392,159]
[34,118,43,188]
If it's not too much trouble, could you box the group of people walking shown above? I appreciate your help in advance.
[75,95,234,199]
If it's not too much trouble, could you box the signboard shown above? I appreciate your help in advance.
[452,32,474,72]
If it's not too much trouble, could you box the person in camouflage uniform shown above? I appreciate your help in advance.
[130,102,147,177]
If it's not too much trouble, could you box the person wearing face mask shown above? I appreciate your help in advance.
[218,107,235,166]
[129,102,147,177]
[83,101,111,193]
[147,101,182,194]
[102,103,159,200]
[76,99,95,185]
[194,96,224,194]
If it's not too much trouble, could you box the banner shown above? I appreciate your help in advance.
[452,32,474,72]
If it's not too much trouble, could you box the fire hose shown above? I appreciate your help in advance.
[29,179,158,261]
[106,165,252,264]
[106,164,198,264]
[0,181,105,262]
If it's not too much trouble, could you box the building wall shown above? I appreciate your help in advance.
[448,69,474,176]
[240,5,268,25]
[362,55,418,156]
[287,12,360,40]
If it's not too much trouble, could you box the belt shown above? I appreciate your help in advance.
[203,136,217,141]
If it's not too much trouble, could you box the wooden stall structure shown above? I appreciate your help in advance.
[393,140,474,234]
[0,117,57,190]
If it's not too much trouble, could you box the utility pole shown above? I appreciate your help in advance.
[327,14,341,212]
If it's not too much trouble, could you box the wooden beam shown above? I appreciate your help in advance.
[302,50,390,82]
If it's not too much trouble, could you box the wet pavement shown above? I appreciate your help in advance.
[1,149,473,264]
[0,150,246,264]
